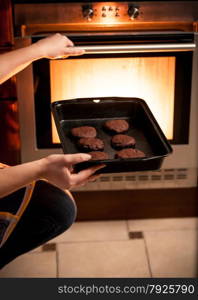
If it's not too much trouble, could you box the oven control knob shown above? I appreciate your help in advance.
[128,5,139,20]
[82,5,94,21]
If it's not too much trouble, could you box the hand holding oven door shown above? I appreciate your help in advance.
[15,33,198,189]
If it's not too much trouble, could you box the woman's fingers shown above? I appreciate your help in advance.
[65,36,74,47]
[70,174,101,189]
[63,47,85,56]
[70,164,106,186]
[88,174,101,182]
[64,153,91,165]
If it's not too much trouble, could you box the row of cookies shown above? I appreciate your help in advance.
[104,119,145,159]
[70,119,145,160]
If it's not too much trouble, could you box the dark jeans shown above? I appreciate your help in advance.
[0,181,77,269]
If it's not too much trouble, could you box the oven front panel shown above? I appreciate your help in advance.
[15,33,198,189]
[14,1,198,36]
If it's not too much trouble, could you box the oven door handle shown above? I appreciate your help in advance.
[77,43,196,54]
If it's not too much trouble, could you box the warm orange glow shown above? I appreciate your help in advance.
[50,56,175,143]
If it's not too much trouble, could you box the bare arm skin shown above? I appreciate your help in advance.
[0,154,105,198]
[0,34,103,200]
[0,33,84,84]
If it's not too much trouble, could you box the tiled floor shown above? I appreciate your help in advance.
[0,218,198,278]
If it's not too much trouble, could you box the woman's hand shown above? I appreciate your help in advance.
[38,153,105,190]
[34,33,85,59]
[0,33,84,84]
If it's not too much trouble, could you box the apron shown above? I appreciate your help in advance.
[0,163,35,248]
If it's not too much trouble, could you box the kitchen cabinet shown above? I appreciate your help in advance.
[0,0,20,165]
[0,0,13,47]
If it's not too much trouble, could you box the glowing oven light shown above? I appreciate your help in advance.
[50,56,175,143]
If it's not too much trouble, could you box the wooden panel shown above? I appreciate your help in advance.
[0,1,19,165]
[21,22,195,36]
[0,101,20,165]
[193,22,198,32]
[0,76,16,100]
[0,48,17,100]
[73,188,198,221]
[0,0,13,46]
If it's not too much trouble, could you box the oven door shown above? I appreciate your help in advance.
[33,32,194,143]
[15,32,198,187]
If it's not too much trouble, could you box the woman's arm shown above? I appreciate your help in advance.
[0,33,84,84]
[0,153,104,198]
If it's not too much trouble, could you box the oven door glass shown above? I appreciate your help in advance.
[50,55,175,142]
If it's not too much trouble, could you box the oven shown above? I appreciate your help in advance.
[14,1,198,191]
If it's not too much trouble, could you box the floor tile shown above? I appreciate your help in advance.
[144,230,198,277]
[127,217,198,232]
[0,252,57,278]
[57,240,150,278]
[51,220,129,243]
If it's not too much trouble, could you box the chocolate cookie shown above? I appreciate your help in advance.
[104,119,129,134]
[78,137,104,151]
[111,134,136,149]
[71,126,97,138]
[115,148,145,159]
[89,151,109,160]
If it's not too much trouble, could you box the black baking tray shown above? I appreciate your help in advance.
[51,97,173,174]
